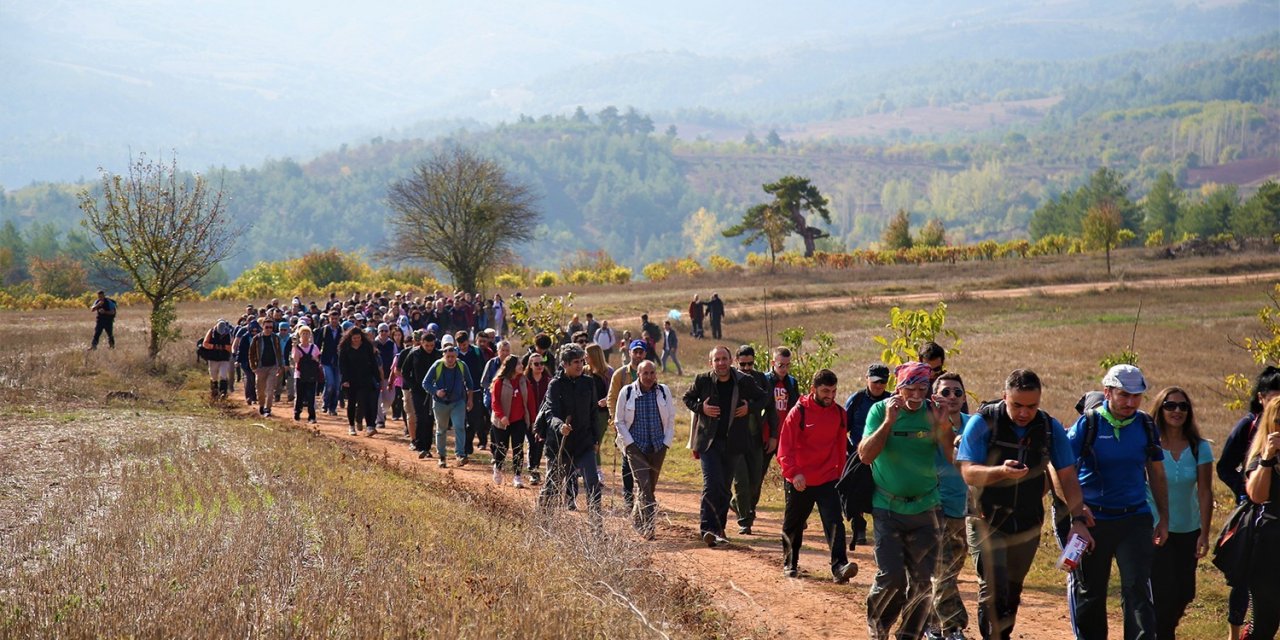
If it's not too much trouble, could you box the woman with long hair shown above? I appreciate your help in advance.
[522,350,552,485]
[1217,365,1280,638]
[1243,396,1280,639]
[338,326,383,436]
[490,355,533,488]
[291,325,321,423]
[585,343,613,484]
[1147,386,1213,640]
[389,324,407,424]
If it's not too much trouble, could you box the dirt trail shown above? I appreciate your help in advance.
[235,401,1073,639]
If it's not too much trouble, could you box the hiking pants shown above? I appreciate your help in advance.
[294,378,316,420]
[1069,513,1156,640]
[410,389,434,453]
[491,420,527,475]
[730,445,764,529]
[91,317,115,348]
[867,508,939,640]
[322,363,341,413]
[782,479,848,576]
[241,363,257,403]
[433,399,467,459]
[660,348,682,375]
[930,515,969,634]
[255,366,281,413]
[967,517,1041,640]
[539,448,602,523]
[1152,530,1199,640]
[465,401,489,453]
[346,385,378,429]
[625,444,667,536]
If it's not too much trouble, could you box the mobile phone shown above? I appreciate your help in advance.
[1010,461,1026,470]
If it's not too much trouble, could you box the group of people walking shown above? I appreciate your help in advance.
[194,291,1279,640]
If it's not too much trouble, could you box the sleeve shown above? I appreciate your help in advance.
[491,379,507,420]
[461,362,477,392]
[1066,415,1087,460]
[1048,418,1077,469]
[863,401,885,439]
[741,374,766,412]
[776,403,802,481]
[615,385,634,447]
[423,362,439,394]
[956,413,990,464]
[1217,417,1251,498]
[662,386,677,447]
[607,368,625,417]
[682,376,704,413]
[1198,439,1215,465]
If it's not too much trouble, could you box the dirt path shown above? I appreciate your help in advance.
[234,400,1074,639]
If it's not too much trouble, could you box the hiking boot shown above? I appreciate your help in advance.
[713,534,730,546]
[457,456,468,467]
[701,531,718,548]
[418,450,429,459]
[833,561,859,584]
[348,426,357,436]
[783,566,798,578]
[512,475,525,489]
[738,526,752,535]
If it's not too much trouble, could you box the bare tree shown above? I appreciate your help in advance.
[385,147,540,293]
[78,153,237,359]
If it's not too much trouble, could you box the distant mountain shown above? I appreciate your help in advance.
[2,0,1276,186]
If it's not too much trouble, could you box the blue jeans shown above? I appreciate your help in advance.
[433,399,467,459]
[322,363,341,412]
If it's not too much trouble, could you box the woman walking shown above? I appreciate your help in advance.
[292,325,321,423]
[490,355,533,488]
[338,326,383,436]
[1148,386,1213,640]
[1243,396,1280,639]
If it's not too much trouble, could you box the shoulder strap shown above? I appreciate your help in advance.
[1082,409,1101,460]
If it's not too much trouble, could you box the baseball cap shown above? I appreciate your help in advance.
[1102,364,1147,394]
[628,339,648,352]
[441,334,456,347]
[867,364,890,383]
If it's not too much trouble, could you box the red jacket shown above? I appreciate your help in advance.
[776,394,847,486]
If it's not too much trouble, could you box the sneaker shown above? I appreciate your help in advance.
[457,456,469,467]
[348,426,357,436]
[512,475,525,489]
[701,531,717,548]
[307,418,317,424]
[597,469,606,484]
[783,567,798,578]
[855,532,868,546]
[833,561,859,584]
[738,526,752,535]
[438,458,447,468]
[529,470,541,486]
[492,468,503,485]
[922,630,944,640]
[365,429,376,437]
[418,451,429,459]
[713,534,730,546]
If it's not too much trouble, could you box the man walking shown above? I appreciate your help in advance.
[688,294,705,339]
[778,368,859,583]
[400,330,440,459]
[858,361,949,640]
[614,360,675,539]
[730,345,776,535]
[424,339,475,468]
[843,363,892,546]
[1067,364,1168,640]
[318,310,344,415]
[660,320,683,376]
[89,290,117,350]
[958,369,1093,640]
[535,343,604,527]
[249,320,284,417]
[706,293,725,339]
[608,340,650,509]
[683,346,765,546]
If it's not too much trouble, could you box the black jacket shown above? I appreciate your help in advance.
[534,372,600,460]
[339,343,382,389]
[682,370,765,453]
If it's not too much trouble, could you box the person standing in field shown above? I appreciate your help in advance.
[660,320,683,376]
[777,368,859,583]
[608,340,650,510]
[842,363,892,548]
[202,319,234,400]
[706,293,725,340]
[614,360,675,539]
[522,350,553,485]
[640,313,662,363]
[858,361,948,640]
[1242,396,1280,640]
[924,372,970,640]
[534,343,604,527]
[1067,364,1168,640]
[291,325,320,423]
[401,330,440,459]
[1146,386,1213,640]
[233,319,260,406]
[318,310,344,416]
[456,331,490,454]
[373,323,398,428]
[594,320,617,365]
[688,294,705,339]
[89,290,117,350]
[249,320,284,417]
[958,368,1092,640]
[1216,365,1280,639]
[683,345,766,547]
[424,336,474,466]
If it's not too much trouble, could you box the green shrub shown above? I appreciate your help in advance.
[533,271,558,288]
[642,262,670,282]
[495,273,525,289]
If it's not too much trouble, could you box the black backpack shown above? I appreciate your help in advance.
[297,347,321,383]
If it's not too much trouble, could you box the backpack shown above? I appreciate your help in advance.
[1212,499,1274,587]
[297,346,321,383]
[1078,408,1162,464]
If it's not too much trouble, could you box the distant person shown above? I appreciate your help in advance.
[248,320,284,417]
[918,341,947,382]
[490,354,534,488]
[424,336,474,466]
[660,320,683,376]
[339,326,384,437]
[202,319,234,400]
[608,340,651,510]
[522,351,553,485]
[594,320,617,365]
[688,294,705,339]
[291,325,321,423]
[706,293,725,339]
[640,313,662,363]
[534,343,604,528]
[584,313,600,342]
[730,345,775,536]
[318,310,345,416]
[89,290,117,350]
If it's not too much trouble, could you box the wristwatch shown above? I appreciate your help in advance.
[1261,456,1278,468]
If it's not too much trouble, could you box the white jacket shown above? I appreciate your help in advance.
[614,381,675,449]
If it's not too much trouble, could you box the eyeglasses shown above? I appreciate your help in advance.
[1161,401,1191,413]
[937,388,964,398]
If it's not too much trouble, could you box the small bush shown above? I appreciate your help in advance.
[494,273,525,289]
[533,271,558,288]
[641,262,670,282]
[707,255,738,272]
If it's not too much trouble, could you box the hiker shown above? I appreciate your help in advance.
[490,354,534,488]
[291,325,320,423]
[534,343,603,526]
[89,290,117,350]
[456,331,489,454]
[925,372,970,640]
[614,360,675,539]
[424,335,475,467]
[843,363,891,548]
[1147,387,1213,640]
[1067,364,1168,640]
[522,351,552,485]
[339,326,383,436]
[857,361,949,640]
[958,369,1092,640]
[660,320,683,376]
[400,330,440,459]
[202,319,234,400]
[249,320,284,417]
[684,345,766,547]
[318,310,344,416]
[688,294,704,338]
[730,345,776,536]
[777,368,859,584]
[607,340,650,510]
[1242,396,1280,640]
[1217,365,1280,639]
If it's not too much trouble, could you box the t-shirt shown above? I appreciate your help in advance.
[957,412,1075,470]
[936,412,970,519]
[864,399,940,515]
[715,378,735,441]
[773,380,790,413]
[1068,405,1164,520]
[1145,440,1214,533]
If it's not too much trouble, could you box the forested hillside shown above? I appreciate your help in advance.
[1,34,1276,280]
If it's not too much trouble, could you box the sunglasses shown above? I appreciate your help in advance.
[531,362,545,367]
[1161,401,1191,413]
[936,388,964,398]
[738,361,754,369]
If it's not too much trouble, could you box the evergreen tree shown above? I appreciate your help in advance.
[1231,180,1280,238]
[1142,171,1182,242]
[882,209,913,250]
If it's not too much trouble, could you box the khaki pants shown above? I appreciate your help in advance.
[255,366,281,412]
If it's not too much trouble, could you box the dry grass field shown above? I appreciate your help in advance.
[1,248,1277,638]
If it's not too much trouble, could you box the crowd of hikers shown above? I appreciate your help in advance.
[186,289,1278,640]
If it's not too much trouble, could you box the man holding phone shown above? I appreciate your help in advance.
[858,361,951,640]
